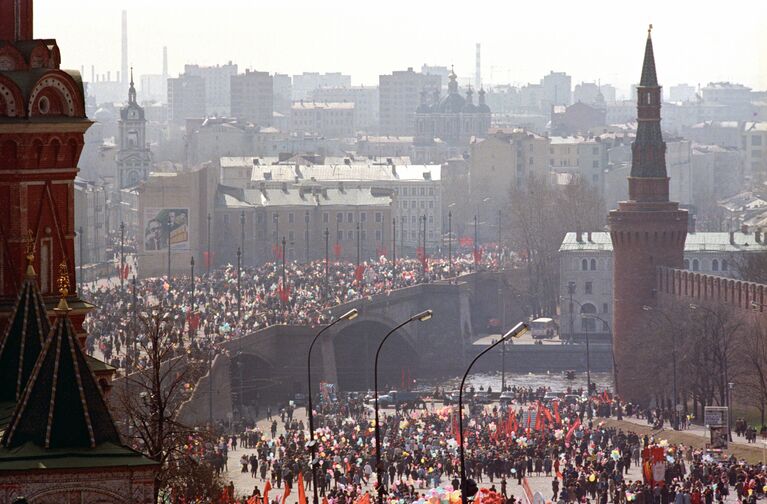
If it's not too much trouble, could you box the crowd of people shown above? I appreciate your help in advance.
[83,250,501,373]
[195,387,767,504]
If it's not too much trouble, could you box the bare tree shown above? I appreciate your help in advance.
[736,318,767,425]
[507,175,605,317]
[118,303,223,501]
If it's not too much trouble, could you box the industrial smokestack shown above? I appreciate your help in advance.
[91,65,95,83]
[475,43,481,90]
[162,46,168,79]
[121,10,128,85]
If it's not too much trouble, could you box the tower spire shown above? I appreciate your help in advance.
[629,25,666,186]
[128,66,137,104]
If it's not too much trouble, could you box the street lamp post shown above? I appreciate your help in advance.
[567,282,576,345]
[190,256,195,341]
[422,215,427,277]
[167,215,172,284]
[356,222,361,268]
[236,247,242,321]
[458,322,529,504]
[324,228,330,299]
[120,221,125,290]
[497,209,502,271]
[281,236,287,302]
[374,310,433,504]
[306,309,359,504]
[207,213,211,276]
[392,218,396,275]
[473,215,478,271]
[240,211,246,267]
[448,210,453,278]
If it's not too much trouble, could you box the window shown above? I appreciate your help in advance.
[323,213,329,224]
[411,201,416,209]
[580,303,597,332]
[288,231,294,241]
[375,212,382,223]
[420,201,425,209]
[429,201,434,209]
[288,213,294,224]
[602,303,608,313]
[337,230,343,241]
[593,147,599,155]
[420,188,425,196]
[347,212,353,223]
[722,260,728,271]
[593,160,599,168]
[692,259,700,271]
[305,211,310,224]
[376,230,382,240]
[428,188,434,196]
[360,212,367,222]
[337,212,343,223]
[590,258,597,271]
[582,259,588,271]
[347,230,354,240]
[411,216,416,224]
[753,135,763,146]
[257,213,264,224]
[684,259,690,269]
[361,230,367,241]
[712,259,719,271]
[585,281,593,294]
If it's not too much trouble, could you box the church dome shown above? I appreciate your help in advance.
[462,88,477,113]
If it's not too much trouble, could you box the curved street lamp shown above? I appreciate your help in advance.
[374,310,433,504]
[459,321,529,504]
[306,308,359,504]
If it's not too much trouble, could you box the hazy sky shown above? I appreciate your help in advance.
[37,0,767,95]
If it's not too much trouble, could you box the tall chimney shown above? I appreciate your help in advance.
[475,43,481,91]
[121,10,128,85]
[162,46,168,79]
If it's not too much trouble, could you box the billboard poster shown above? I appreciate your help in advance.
[143,208,190,252]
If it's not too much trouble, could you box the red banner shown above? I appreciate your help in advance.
[565,417,581,444]
[272,244,284,260]
[203,251,214,268]
[354,264,365,282]
[416,247,425,260]
[473,247,483,264]
[333,243,342,259]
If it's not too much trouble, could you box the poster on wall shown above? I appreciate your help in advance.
[143,208,190,252]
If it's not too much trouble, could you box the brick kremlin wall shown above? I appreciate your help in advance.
[657,266,767,314]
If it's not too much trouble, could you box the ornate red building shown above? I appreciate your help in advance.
[0,1,158,501]
[608,28,688,404]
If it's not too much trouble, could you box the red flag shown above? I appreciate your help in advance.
[376,246,387,257]
[416,247,425,260]
[553,401,561,424]
[121,262,130,279]
[459,236,474,247]
[297,473,307,504]
[453,411,462,443]
[354,264,365,282]
[263,480,272,504]
[278,280,290,302]
[281,481,291,504]
[333,243,342,259]
[543,407,553,424]
[189,312,200,331]
[565,417,581,444]
[323,497,330,504]
[248,497,259,504]
[473,247,483,264]
[272,244,284,260]
[203,251,214,268]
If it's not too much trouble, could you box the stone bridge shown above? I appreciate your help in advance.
[178,269,610,424]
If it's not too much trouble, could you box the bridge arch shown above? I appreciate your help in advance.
[231,350,278,414]
[332,318,419,392]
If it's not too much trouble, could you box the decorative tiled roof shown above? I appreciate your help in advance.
[0,273,49,403]
[2,297,120,449]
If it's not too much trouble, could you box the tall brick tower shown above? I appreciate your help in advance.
[608,27,687,404]
[0,0,93,341]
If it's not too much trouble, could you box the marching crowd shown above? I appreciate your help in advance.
[82,251,499,373]
[199,388,767,504]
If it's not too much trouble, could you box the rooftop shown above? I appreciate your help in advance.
[560,231,767,253]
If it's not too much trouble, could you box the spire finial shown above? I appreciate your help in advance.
[648,24,653,38]
[130,66,134,86]
[24,229,36,277]
[55,261,71,312]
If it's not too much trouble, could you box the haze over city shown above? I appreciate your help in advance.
[38,0,767,94]
[4,0,767,502]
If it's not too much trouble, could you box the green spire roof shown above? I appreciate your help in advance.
[0,273,49,403]
[2,306,121,449]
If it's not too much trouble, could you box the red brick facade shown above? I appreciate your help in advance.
[608,30,688,404]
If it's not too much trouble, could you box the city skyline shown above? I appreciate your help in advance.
[38,0,767,94]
